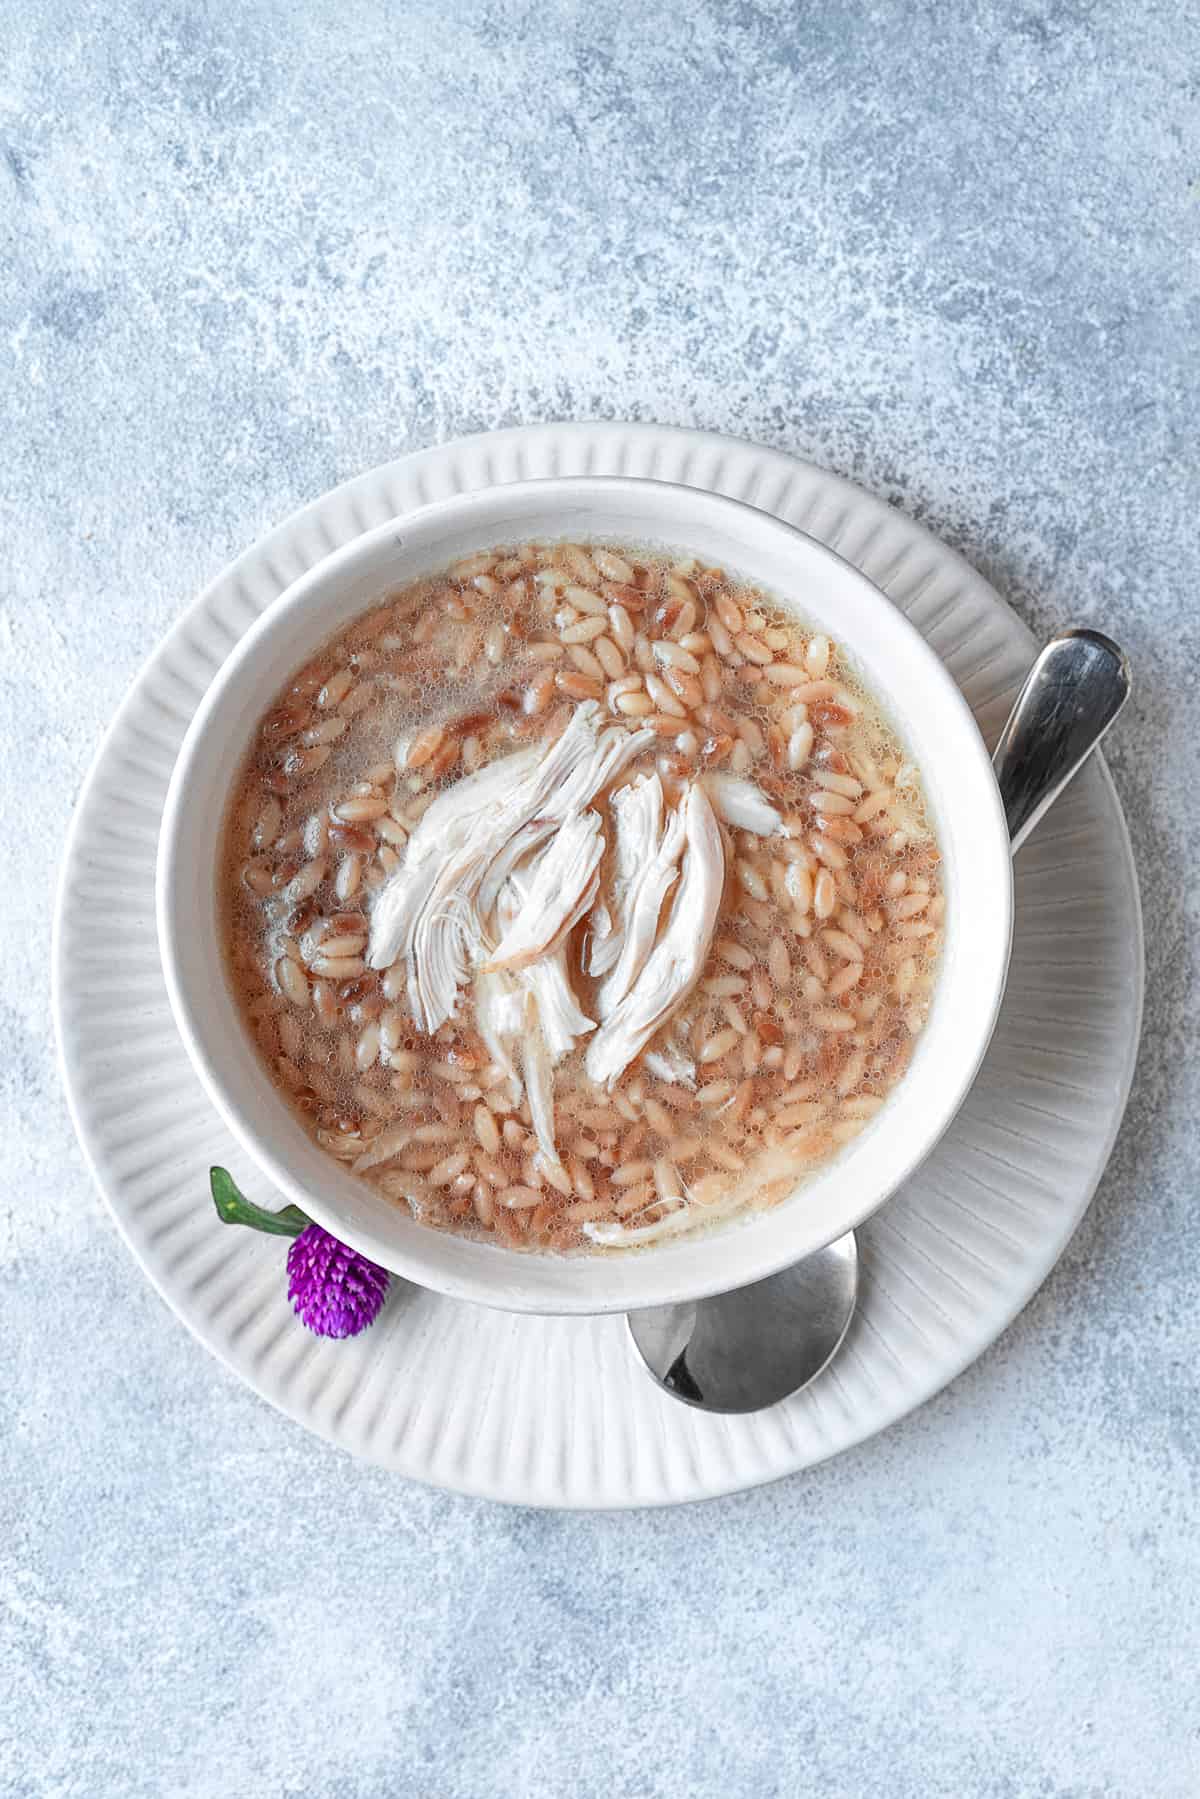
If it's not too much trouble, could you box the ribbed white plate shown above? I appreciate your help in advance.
[53,424,1143,1507]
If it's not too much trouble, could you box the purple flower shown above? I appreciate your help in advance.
[286,1223,390,1339]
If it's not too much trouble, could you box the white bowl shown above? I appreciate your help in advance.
[157,477,1012,1315]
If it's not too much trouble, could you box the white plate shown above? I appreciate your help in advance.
[53,423,1143,1508]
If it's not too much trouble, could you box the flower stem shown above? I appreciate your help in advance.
[210,1167,311,1238]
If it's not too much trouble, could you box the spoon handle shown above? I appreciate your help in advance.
[992,628,1131,854]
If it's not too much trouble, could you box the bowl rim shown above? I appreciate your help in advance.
[156,474,1013,1314]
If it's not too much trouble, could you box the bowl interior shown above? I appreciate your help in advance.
[157,477,1012,1314]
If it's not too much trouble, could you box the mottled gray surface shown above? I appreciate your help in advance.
[3,1,1198,1793]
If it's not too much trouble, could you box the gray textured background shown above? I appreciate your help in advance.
[4,2,1199,1794]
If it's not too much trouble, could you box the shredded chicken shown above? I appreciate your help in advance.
[367,707,734,1168]
[515,989,566,1174]
[585,780,724,1090]
[471,855,598,1143]
[484,811,604,973]
[520,953,594,1062]
[367,703,651,1033]
[588,773,663,978]
[582,1203,696,1249]
[473,964,527,1101]
[367,745,542,972]
[470,967,587,1175]
[595,785,686,1020]
[703,772,784,837]
[476,817,557,921]
[643,1046,697,1088]
[481,856,596,1074]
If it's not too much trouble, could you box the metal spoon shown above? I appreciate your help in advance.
[991,627,1131,852]
[628,627,1131,1413]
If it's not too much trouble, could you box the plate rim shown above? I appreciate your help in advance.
[52,421,1145,1507]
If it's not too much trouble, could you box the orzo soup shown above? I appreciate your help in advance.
[221,541,944,1251]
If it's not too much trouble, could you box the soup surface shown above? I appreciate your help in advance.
[222,540,944,1251]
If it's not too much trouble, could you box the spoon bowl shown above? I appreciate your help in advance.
[629,1233,859,1412]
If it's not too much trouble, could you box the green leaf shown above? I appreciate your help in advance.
[210,1167,311,1239]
